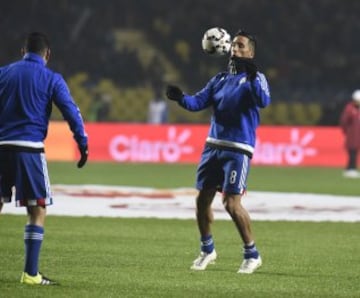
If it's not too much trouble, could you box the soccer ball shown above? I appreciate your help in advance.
[201,27,231,56]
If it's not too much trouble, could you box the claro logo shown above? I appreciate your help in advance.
[253,129,317,165]
[109,127,194,162]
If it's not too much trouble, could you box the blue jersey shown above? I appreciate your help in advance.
[178,71,271,157]
[0,53,87,150]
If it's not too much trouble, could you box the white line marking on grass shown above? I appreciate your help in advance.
[2,185,360,222]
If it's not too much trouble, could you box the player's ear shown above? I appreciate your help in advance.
[44,48,51,63]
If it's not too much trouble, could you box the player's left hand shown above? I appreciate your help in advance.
[166,85,184,101]
[77,144,88,168]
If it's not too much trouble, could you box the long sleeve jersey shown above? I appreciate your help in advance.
[178,71,271,157]
[0,53,87,150]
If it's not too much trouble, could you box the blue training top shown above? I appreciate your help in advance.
[0,52,87,149]
[178,71,271,157]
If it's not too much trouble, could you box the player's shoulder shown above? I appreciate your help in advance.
[48,68,63,80]
[257,71,267,79]
[0,60,26,78]
[215,71,228,79]
[0,60,20,71]
[256,71,270,86]
[44,67,65,84]
[210,71,228,83]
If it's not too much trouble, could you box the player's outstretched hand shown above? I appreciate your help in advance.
[166,85,184,101]
[77,145,88,168]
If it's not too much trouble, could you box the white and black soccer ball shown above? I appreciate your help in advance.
[201,27,231,56]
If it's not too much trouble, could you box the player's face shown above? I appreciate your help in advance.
[231,36,254,58]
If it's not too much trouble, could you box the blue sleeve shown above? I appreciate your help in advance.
[177,73,225,111]
[249,73,271,108]
[52,74,88,147]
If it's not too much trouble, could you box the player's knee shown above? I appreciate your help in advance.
[196,208,214,224]
[223,199,233,214]
[222,196,239,215]
[196,189,215,210]
[27,206,46,226]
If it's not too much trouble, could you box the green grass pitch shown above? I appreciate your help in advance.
[0,162,359,297]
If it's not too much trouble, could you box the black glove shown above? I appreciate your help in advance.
[229,57,257,81]
[166,85,184,101]
[244,59,258,81]
[77,145,88,168]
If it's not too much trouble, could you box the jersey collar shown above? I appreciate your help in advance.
[23,52,46,66]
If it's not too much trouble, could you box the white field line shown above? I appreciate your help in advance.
[2,184,360,222]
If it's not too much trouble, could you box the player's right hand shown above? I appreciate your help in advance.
[229,57,257,81]
[77,144,88,168]
[166,85,184,101]
[243,59,258,81]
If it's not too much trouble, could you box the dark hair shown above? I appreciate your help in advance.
[23,32,50,54]
[235,29,257,52]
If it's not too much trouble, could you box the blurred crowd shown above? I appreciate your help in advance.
[1,0,360,124]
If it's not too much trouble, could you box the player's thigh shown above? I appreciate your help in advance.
[196,188,217,208]
[221,151,250,194]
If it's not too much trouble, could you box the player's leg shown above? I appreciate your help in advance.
[222,193,261,273]
[221,152,261,273]
[349,149,357,170]
[21,205,56,285]
[196,188,216,238]
[222,193,253,244]
[191,146,219,270]
[23,206,46,276]
[191,188,218,270]
[15,152,56,285]
[195,188,217,255]
[344,149,359,177]
[27,205,46,225]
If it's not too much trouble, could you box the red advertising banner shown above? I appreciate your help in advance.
[46,122,347,167]
[253,126,346,166]
[84,123,208,163]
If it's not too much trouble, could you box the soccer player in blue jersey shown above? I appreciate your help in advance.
[0,32,88,285]
[166,30,271,273]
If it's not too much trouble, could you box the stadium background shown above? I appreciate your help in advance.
[1,0,360,126]
[1,3,360,296]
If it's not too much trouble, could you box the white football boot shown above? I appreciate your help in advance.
[343,170,360,178]
[190,250,217,270]
[237,256,262,274]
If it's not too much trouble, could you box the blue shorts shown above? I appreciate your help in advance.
[196,146,250,194]
[0,151,53,207]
